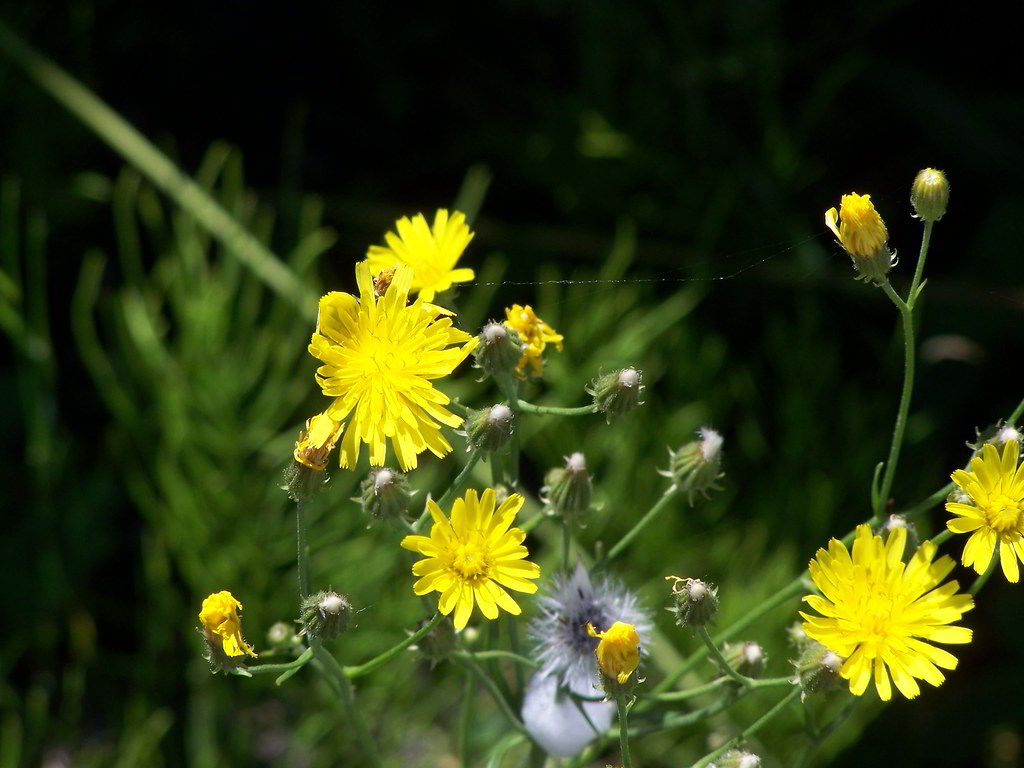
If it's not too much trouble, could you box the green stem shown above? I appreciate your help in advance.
[875,278,915,522]
[455,649,539,668]
[506,616,526,694]
[1010,395,1024,426]
[908,221,934,302]
[697,627,749,687]
[415,451,483,531]
[455,654,527,733]
[930,529,953,547]
[795,695,858,768]
[599,488,681,567]
[344,612,444,678]
[616,697,633,768]
[692,687,801,768]
[516,400,599,417]
[644,675,792,703]
[317,648,383,767]
[900,482,953,520]
[296,498,311,598]
[459,670,475,767]
[245,647,315,677]
[562,517,572,573]
[0,21,314,316]
[970,552,999,595]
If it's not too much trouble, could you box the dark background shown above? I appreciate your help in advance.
[2,2,1022,766]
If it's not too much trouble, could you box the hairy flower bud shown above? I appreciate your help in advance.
[588,621,641,697]
[911,168,949,222]
[266,621,298,649]
[796,640,843,696]
[283,411,345,501]
[879,514,920,558]
[667,576,719,628]
[712,750,762,768]
[473,321,525,386]
[720,641,766,679]
[825,192,896,282]
[410,615,456,668]
[359,467,413,524]
[465,403,515,453]
[542,452,593,522]
[660,427,724,503]
[587,367,645,422]
[300,591,352,642]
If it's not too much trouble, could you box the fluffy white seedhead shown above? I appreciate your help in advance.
[699,427,723,462]
[744,643,764,665]
[738,755,762,768]
[565,452,587,474]
[529,563,652,691]
[319,593,347,615]
[489,403,513,424]
[887,514,908,530]
[822,651,842,673]
[483,322,507,344]
[999,425,1022,444]
[688,580,708,600]
[617,367,640,388]
[373,468,394,494]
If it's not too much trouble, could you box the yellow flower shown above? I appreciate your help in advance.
[800,524,973,701]
[366,209,475,302]
[309,263,478,471]
[199,591,257,658]
[947,440,1024,582]
[400,488,541,630]
[293,410,344,471]
[587,621,640,684]
[825,193,893,280]
[503,304,563,377]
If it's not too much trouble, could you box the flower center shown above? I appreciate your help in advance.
[984,494,1023,533]
[856,585,896,644]
[452,540,490,581]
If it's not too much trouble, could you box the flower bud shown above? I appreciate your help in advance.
[879,513,919,558]
[712,750,761,768]
[667,576,719,628]
[465,403,515,453]
[786,621,812,651]
[473,321,525,385]
[283,411,344,501]
[542,452,593,522]
[660,427,724,504]
[410,615,456,668]
[198,590,257,673]
[796,640,843,696]
[825,193,896,282]
[911,168,949,222]
[300,591,352,642]
[719,641,766,679]
[359,467,413,524]
[587,367,644,423]
[266,621,298,649]
[588,621,641,697]
[970,420,1022,458]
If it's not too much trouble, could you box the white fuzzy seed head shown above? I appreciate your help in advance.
[320,593,347,615]
[887,514,907,529]
[483,322,507,344]
[738,755,761,768]
[688,580,707,600]
[489,403,513,424]
[618,367,640,388]
[823,651,842,673]
[373,468,394,494]
[699,427,723,462]
[999,425,1021,444]
[566,452,587,473]
[744,643,764,664]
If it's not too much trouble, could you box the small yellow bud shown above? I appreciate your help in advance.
[199,590,257,660]
[293,411,344,471]
[587,621,640,686]
[825,193,895,281]
[910,168,949,222]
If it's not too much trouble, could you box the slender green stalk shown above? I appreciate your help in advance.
[296,499,311,598]
[930,529,953,547]
[344,612,444,678]
[491,450,504,487]
[317,649,383,767]
[246,647,315,676]
[875,278,915,521]
[616,697,633,768]
[599,488,681,566]
[692,687,801,768]
[0,21,315,315]
[459,671,475,767]
[562,518,572,572]
[795,695,858,768]
[516,400,599,417]
[908,221,934,302]
[644,675,792,703]
[414,450,483,531]
[900,482,954,520]
[970,552,999,595]
[455,654,527,733]
[455,649,539,668]
[1010,395,1024,426]
[697,627,749,687]
[506,616,526,693]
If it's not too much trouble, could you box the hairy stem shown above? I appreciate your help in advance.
[344,612,444,678]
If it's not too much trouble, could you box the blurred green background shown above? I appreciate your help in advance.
[1,2,1022,766]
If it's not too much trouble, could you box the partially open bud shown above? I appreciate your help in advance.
[825,193,896,282]
[719,641,766,679]
[711,750,761,768]
[667,576,719,628]
[410,616,456,668]
[542,452,593,523]
[198,590,257,673]
[660,427,724,504]
[473,321,525,386]
[284,411,344,501]
[588,621,641,697]
[587,367,645,423]
[911,168,949,222]
[796,640,843,696]
[466,403,515,453]
[300,591,352,642]
[359,467,413,524]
